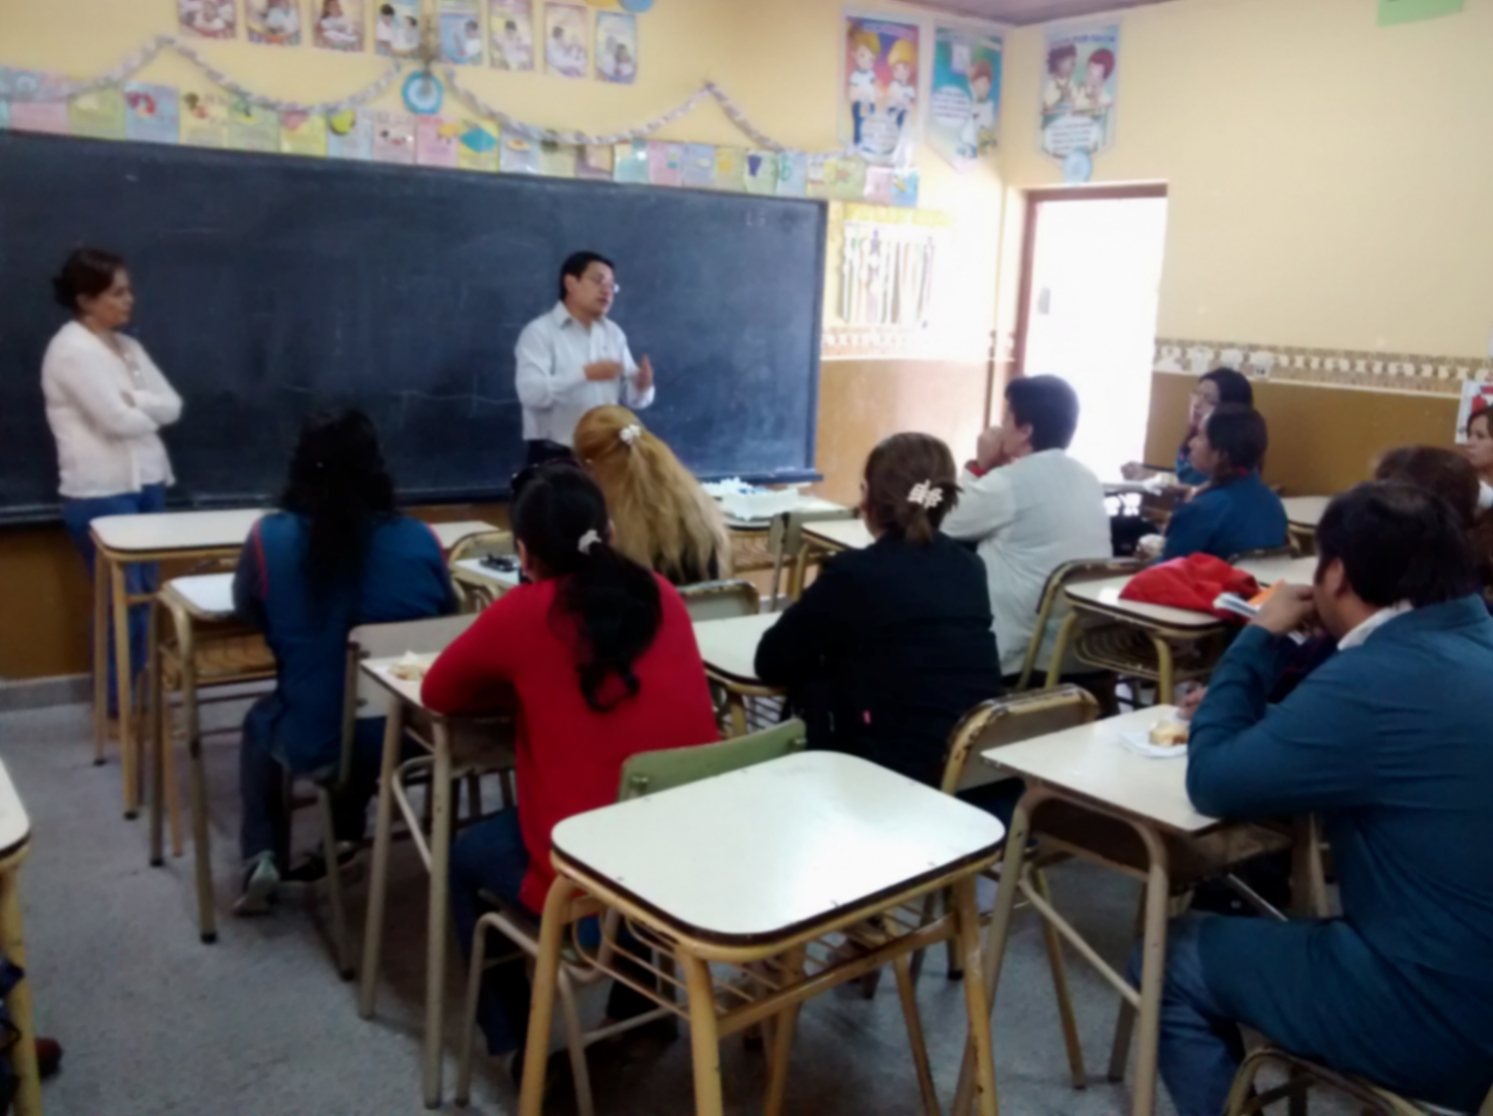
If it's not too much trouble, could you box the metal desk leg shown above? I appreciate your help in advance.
[149,598,165,867]
[762,944,807,1116]
[954,874,1000,1116]
[0,852,40,1116]
[421,724,455,1109]
[93,549,109,766]
[683,951,726,1116]
[727,693,748,739]
[518,878,577,1116]
[111,559,137,817]
[1290,815,1329,918]
[358,703,406,1019]
[1149,636,1176,706]
[175,605,216,945]
[1044,613,1080,689]
[1130,827,1172,1116]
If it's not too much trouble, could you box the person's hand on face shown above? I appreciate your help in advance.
[1252,583,1317,638]
[975,426,1008,471]
[633,355,654,393]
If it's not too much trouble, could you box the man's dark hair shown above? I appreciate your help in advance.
[1004,375,1079,452]
[1203,404,1268,475]
[558,250,614,301]
[1315,482,1479,608]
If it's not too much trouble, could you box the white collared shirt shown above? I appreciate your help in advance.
[514,301,654,446]
[1337,601,1413,651]
[1479,481,1493,511]
[42,321,182,499]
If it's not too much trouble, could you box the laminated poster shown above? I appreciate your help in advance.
[929,24,1002,172]
[891,169,920,208]
[179,0,239,40]
[612,139,649,184]
[500,129,539,173]
[181,92,231,147]
[544,3,589,79]
[377,0,423,58]
[313,0,366,52]
[647,142,683,187]
[69,89,127,141]
[681,144,715,189]
[743,152,778,197]
[371,111,417,163]
[863,164,894,206]
[280,110,328,157]
[828,157,867,201]
[1040,22,1118,163]
[124,84,181,145]
[595,12,637,84]
[712,147,745,191]
[776,153,808,198]
[247,0,303,46]
[229,100,281,152]
[457,120,499,171]
[806,155,830,200]
[575,143,613,180]
[440,0,485,65]
[417,116,462,166]
[326,109,373,158]
[7,71,70,136]
[489,0,535,71]
[537,140,576,178]
[841,13,920,165]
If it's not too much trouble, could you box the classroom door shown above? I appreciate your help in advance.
[1015,187,1169,481]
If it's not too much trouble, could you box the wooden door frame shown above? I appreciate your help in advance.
[1011,183,1169,381]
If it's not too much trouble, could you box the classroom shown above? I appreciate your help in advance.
[0,0,1491,1113]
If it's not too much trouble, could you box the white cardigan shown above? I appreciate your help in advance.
[41,321,183,499]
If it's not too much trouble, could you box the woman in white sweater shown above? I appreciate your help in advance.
[43,247,183,713]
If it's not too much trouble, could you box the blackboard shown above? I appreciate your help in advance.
[0,131,827,524]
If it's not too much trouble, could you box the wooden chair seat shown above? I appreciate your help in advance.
[729,532,776,574]
[1225,1044,1492,1116]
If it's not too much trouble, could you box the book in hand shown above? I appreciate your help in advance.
[1214,580,1308,644]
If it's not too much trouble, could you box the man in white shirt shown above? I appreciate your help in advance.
[941,375,1112,679]
[514,251,655,465]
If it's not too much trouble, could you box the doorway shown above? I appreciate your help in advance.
[1013,186,1169,481]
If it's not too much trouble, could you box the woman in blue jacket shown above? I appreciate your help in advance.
[1162,405,1287,562]
[232,410,456,914]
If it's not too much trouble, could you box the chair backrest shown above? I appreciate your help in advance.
[1015,557,1143,690]
[448,529,514,565]
[939,685,1100,794]
[618,719,808,801]
[677,578,760,623]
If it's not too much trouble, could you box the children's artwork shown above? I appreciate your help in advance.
[181,92,231,147]
[229,100,281,151]
[594,12,637,84]
[1455,381,1493,443]
[841,14,920,165]
[1040,22,1118,164]
[440,0,485,64]
[776,153,808,198]
[124,83,181,144]
[489,0,535,70]
[612,139,649,184]
[647,142,683,187]
[712,147,745,191]
[500,129,539,173]
[806,155,830,199]
[376,0,423,57]
[681,144,715,189]
[371,111,416,163]
[457,119,499,170]
[7,71,71,136]
[863,165,894,205]
[840,218,941,328]
[828,157,868,201]
[417,117,462,166]
[891,168,919,208]
[537,140,576,177]
[575,143,613,180]
[247,0,302,44]
[280,110,328,156]
[314,0,366,51]
[929,25,1002,172]
[743,151,778,197]
[544,3,588,79]
[69,89,127,141]
[326,109,373,158]
[179,0,239,40]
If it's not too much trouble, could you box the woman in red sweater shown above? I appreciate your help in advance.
[422,464,718,1064]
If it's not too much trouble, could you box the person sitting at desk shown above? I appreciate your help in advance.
[1159,405,1286,562]
[423,465,717,1064]
[1144,482,1493,1115]
[755,433,999,788]
[1123,366,1253,488]
[233,410,456,914]
[573,405,731,586]
[940,375,1111,683]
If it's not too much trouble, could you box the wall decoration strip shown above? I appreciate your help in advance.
[1154,338,1492,397]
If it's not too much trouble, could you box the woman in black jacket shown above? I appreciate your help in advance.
[755,433,1001,787]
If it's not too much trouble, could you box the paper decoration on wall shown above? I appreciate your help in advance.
[403,71,445,114]
[840,218,941,329]
[69,89,127,140]
[537,139,577,177]
[7,71,70,136]
[806,156,829,199]
[713,147,745,191]
[929,25,1001,173]
[613,139,649,183]
[841,14,919,166]
[457,119,499,169]
[377,0,423,57]
[229,100,281,151]
[777,153,808,198]
[647,141,683,187]
[314,0,366,52]
[1378,0,1462,25]
[489,0,536,70]
[500,128,539,172]
[179,0,238,40]
[545,4,589,79]
[326,108,373,157]
[676,144,711,188]
[620,0,652,10]
[863,165,893,206]
[280,110,328,156]
[441,0,485,64]
[891,169,919,208]
[417,116,462,165]
[247,0,303,46]
[181,92,231,146]
[372,111,416,162]
[125,84,181,144]
[575,143,613,179]
[1455,380,1493,442]
[827,157,867,201]
[743,151,778,196]
[1040,22,1118,165]
[595,12,637,83]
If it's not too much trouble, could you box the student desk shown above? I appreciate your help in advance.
[692,613,783,737]
[521,751,1007,1116]
[448,557,521,610]
[1283,496,1331,554]
[357,655,515,1110]
[963,707,1320,1116]
[801,517,874,554]
[426,521,501,552]
[721,496,850,607]
[0,761,39,1116]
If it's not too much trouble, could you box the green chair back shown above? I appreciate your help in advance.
[618,719,808,801]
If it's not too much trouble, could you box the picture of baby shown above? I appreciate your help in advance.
[440,2,484,64]
[315,0,365,51]
[595,12,637,85]
[247,0,302,45]
[377,0,421,57]
[488,0,534,71]
[178,0,238,40]
[885,38,917,128]
[544,3,587,79]
[1042,43,1078,114]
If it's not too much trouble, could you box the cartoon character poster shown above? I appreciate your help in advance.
[68,89,127,140]
[313,0,366,52]
[929,25,1002,173]
[326,109,373,158]
[280,110,328,156]
[595,12,637,84]
[440,0,484,65]
[1040,22,1118,170]
[181,92,231,147]
[488,0,534,71]
[544,3,588,79]
[178,0,238,40]
[246,0,302,46]
[371,111,416,163]
[376,0,423,57]
[457,119,499,170]
[840,14,920,166]
[124,84,181,144]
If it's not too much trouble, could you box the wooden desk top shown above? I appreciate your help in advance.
[451,558,521,593]
[429,521,501,552]
[803,518,875,552]
[91,508,263,554]
[162,573,236,620]
[1282,496,1331,530]
[692,613,778,686]
[1066,556,1318,631]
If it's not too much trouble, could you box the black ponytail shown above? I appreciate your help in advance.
[512,464,663,713]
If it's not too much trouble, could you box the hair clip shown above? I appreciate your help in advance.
[619,423,642,447]
[907,480,944,510]
[577,529,601,554]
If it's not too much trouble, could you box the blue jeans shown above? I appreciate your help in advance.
[1127,915,1246,1116]
[62,484,167,717]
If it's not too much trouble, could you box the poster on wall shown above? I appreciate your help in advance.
[440,0,485,64]
[246,0,303,46]
[1040,22,1118,180]
[840,13,920,166]
[178,0,238,40]
[595,12,638,83]
[489,0,535,70]
[377,0,423,57]
[928,24,1002,173]
[1455,380,1493,443]
[544,3,589,79]
[313,0,366,52]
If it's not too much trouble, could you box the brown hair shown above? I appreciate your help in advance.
[862,433,958,546]
[1374,445,1493,589]
[1466,407,1491,440]
[573,405,731,585]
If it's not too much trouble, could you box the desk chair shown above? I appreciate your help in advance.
[677,579,760,622]
[455,721,809,1116]
[1224,1045,1493,1116]
[447,531,515,612]
[1016,557,1143,693]
[777,506,857,607]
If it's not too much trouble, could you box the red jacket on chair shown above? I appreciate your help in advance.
[1119,554,1260,619]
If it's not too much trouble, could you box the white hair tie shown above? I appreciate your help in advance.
[619,423,642,447]
[577,529,601,555]
[907,481,945,510]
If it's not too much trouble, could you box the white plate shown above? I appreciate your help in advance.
[1118,729,1188,760]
